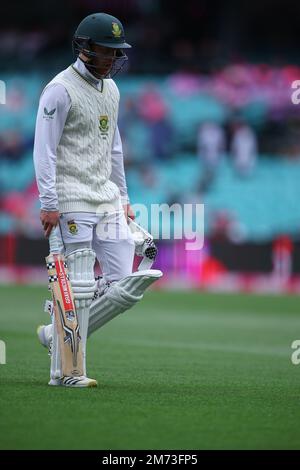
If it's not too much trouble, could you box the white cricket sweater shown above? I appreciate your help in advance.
[43,65,120,213]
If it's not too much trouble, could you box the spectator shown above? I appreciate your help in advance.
[197,121,225,192]
[272,235,293,284]
[230,119,257,177]
[138,84,174,160]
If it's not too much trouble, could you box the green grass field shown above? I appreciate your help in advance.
[0,286,300,450]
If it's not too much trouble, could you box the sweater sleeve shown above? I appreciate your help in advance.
[33,83,71,211]
[110,125,129,205]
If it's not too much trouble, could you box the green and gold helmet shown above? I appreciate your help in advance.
[73,13,132,78]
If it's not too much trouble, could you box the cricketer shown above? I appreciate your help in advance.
[33,13,162,388]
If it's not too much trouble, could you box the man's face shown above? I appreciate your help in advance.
[90,44,117,77]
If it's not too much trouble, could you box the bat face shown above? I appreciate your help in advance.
[57,299,81,372]
[46,253,83,377]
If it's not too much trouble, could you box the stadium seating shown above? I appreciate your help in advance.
[0,72,299,241]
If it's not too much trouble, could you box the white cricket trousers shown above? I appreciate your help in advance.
[57,210,135,282]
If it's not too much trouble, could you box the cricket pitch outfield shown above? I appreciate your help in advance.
[0,286,300,450]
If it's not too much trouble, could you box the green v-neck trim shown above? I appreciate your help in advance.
[70,65,104,93]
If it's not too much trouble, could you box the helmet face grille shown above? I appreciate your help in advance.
[108,55,128,78]
[72,37,128,78]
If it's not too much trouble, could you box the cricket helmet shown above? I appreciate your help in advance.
[72,13,132,78]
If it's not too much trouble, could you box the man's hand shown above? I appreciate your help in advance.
[40,210,60,238]
[123,204,135,222]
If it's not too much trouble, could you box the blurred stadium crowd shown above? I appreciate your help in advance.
[0,0,300,290]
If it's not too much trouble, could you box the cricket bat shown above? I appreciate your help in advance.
[45,230,83,377]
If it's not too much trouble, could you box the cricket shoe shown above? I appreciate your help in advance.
[48,376,98,388]
[37,324,53,356]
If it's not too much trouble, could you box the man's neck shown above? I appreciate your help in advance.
[73,57,102,87]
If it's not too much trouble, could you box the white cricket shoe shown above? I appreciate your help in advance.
[48,376,98,388]
[37,300,54,350]
[37,324,52,355]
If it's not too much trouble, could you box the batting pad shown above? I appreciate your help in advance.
[88,269,163,336]
[50,312,62,380]
[62,248,97,377]
[66,248,97,302]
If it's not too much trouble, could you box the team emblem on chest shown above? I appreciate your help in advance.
[99,115,109,138]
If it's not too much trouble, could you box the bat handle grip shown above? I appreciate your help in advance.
[49,229,60,254]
